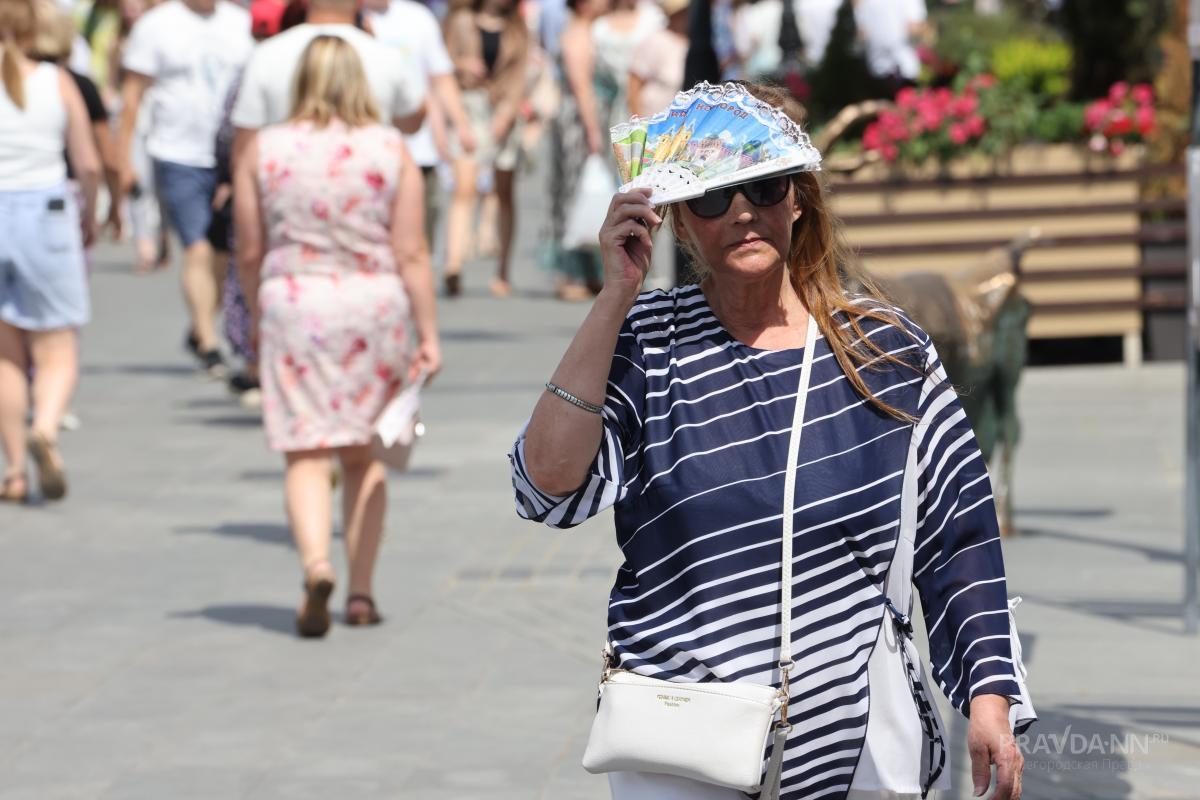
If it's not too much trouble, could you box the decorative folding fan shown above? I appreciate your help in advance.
[610,82,822,206]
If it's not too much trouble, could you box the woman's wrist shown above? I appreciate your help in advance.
[970,693,1012,721]
[594,285,639,318]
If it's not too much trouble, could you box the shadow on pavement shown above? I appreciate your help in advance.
[1013,507,1113,519]
[1019,592,1184,636]
[181,413,262,428]
[170,604,296,636]
[175,521,298,545]
[1016,525,1181,563]
[81,363,197,377]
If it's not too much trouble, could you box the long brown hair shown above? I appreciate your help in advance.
[0,0,35,108]
[674,82,925,423]
[289,34,380,127]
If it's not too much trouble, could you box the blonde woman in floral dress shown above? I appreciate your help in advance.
[234,35,441,638]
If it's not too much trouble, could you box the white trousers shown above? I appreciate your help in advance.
[608,772,932,800]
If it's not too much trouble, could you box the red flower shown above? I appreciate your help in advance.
[896,87,918,110]
[881,143,900,163]
[1110,139,1126,156]
[1108,81,1129,103]
[966,115,986,137]
[364,170,386,192]
[948,123,969,145]
[1105,111,1133,137]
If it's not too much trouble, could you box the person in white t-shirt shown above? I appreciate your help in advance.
[732,0,842,79]
[114,0,253,377]
[364,0,476,255]
[230,0,426,135]
[855,0,928,86]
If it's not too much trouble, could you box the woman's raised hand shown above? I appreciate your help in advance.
[598,188,661,306]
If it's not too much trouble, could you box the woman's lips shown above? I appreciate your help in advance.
[729,236,765,249]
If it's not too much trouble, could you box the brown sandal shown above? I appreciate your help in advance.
[27,432,66,501]
[296,561,335,638]
[345,594,382,626]
[0,474,27,503]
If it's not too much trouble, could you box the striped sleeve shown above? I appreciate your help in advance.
[508,320,646,529]
[908,329,1034,732]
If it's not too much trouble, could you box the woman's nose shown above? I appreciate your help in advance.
[728,191,755,222]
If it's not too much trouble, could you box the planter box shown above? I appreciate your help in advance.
[828,144,1160,363]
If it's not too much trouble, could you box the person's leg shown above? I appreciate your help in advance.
[181,239,221,351]
[442,157,478,295]
[285,449,335,571]
[156,161,222,358]
[0,321,28,488]
[421,165,440,254]
[27,328,77,440]
[493,168,516,296]
[338,443,387,604]
[286,448,336,636]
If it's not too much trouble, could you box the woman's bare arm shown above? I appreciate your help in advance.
[60,69,100,246]
[390,146,442,383]
[232,135,263,329]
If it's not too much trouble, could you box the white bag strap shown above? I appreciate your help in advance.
[763,312,819,799]
[777,313,819,706]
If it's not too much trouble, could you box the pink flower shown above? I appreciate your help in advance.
[1084,99,1112,131]
[311,199,329,220]
[1131,83,1154,107]
[919,106,944,132]
[966,115,986,137]
[948,123,969,145]
[334,144,353,161]
[881,143,900,163]
[1108,81,1130,103]
[863,123,884,151]
[951,94,979,118]
[1135,105,1156,136]
[896,87,918,110]
[1089,133,1108,153]
[933,88,953,111]
[364,170,386,192]
[1110,139,1126,156]
[971,73,997,90]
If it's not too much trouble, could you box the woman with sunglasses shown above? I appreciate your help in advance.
[510,82,1032,799]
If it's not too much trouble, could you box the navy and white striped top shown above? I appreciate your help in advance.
[510,285,1032,799]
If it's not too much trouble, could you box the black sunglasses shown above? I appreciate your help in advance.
[684,175,792,219]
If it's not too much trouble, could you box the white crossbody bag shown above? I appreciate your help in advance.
[581,315,819,797]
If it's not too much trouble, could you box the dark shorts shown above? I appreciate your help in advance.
[154,160,217,248]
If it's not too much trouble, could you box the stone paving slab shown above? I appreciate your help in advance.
[2,225,1199,798]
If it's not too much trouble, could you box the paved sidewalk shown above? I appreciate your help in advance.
[2,223,1199,797]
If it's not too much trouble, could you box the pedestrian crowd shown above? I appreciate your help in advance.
[0,0,934,628]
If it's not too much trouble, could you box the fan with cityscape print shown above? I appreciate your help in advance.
[610,82,823,206]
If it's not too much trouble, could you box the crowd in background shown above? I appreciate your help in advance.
[1,0,977,632]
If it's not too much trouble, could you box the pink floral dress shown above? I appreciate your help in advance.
[256,120,411,453]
